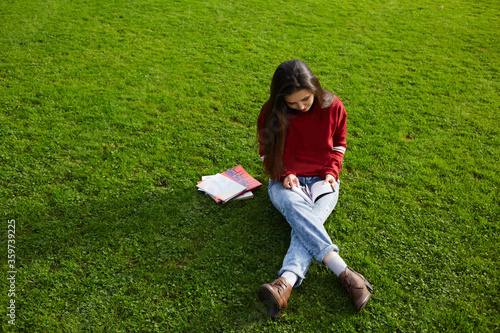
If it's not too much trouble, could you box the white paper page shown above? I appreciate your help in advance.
[291,185,313,205]
[197,174,246,202]
[310,181,335,203]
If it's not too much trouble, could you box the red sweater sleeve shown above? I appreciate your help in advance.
[320,98,347,180]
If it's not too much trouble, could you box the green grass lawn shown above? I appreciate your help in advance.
[1,0,499,331]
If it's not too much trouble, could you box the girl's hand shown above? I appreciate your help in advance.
[283,174,300,189]
[323,174,337,188]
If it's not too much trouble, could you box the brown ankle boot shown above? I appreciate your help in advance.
[258,277,293,319]
[338,267,373,311]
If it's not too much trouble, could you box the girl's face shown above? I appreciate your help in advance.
[283,89,315,112]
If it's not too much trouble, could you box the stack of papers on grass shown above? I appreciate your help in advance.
[197,173,247,202]
[197,165,262,203]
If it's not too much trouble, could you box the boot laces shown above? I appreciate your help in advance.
[341,277,352,291]
[272,279,288,295]
[341,269,361,291]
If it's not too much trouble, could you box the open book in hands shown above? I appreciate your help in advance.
[291,181,336,205]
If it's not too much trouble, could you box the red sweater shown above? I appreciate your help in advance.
[258,96,347,181]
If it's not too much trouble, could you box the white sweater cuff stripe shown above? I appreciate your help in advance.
[332,146,346,153]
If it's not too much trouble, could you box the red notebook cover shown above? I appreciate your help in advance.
[221,165,262,191]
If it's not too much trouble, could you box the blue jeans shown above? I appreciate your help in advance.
[268,176,340,287]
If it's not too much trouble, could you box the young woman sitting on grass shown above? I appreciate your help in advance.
[257,59,373,318]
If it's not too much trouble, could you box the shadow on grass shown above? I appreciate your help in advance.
[14,181,365,331]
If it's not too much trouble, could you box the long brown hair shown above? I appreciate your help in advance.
[260,59,334,179]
